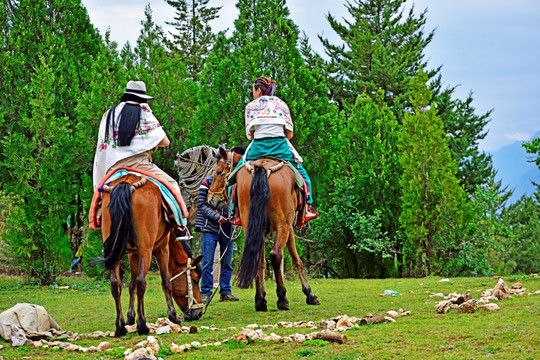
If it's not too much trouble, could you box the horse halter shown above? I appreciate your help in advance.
[170,257,204,313]
[207,150,234,210]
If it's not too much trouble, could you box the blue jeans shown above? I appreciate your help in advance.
[200,226,234,296]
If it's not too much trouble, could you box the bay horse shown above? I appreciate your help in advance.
[208,147,320,311]
[97,173,203,336]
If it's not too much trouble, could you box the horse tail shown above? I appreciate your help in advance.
[237,165,269,288]
[95,183,136,270]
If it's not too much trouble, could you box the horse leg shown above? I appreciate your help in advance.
[134,251,152,335]
[110,264,127,336]
[286,231,320,305]
[254,258,267,312]
[126,253,137,326]
[271,227,290,311]
[154,241,181,325]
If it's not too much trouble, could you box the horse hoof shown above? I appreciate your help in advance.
[114,327,127,337]
[255,304,268,312]
[277,301,290,311]
[307,296,321,305]
[137,325,150,336]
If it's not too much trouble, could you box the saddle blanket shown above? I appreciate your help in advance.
[89,167,188,229]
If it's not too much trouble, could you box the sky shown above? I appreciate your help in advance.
[82,0,540,152]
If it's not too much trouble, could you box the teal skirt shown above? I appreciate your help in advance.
[246,137,295,162]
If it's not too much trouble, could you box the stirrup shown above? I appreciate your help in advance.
[305,205,319,222]
[175,226,193,241]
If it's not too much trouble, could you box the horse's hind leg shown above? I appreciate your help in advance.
[126,254,137,326]
[270,226,290,311]
[286,231,320,305]
[255,258,267,312]
[133,251,152,335]
[154,240,180,324]
[110,264,127,336]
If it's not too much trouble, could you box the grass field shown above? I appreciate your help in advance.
[0,273,538,359]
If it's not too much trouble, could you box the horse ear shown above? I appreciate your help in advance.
[218,147,228,160]
[193,255,203,267]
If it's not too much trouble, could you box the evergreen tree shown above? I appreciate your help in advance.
[313,91,400,277]
[398,71,468,276]
[164,0,221,76]
[321,0,435,115]
[434,83,495,194]
[500,184,540,274]
[0,0,108,283]
[523,136,540,167]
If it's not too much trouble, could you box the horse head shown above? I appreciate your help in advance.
[207,146,245,210]
[169,237,204,321]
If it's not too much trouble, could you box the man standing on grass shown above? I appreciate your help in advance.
[194,175,239,304]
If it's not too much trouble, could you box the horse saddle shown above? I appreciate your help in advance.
[228,158,312,229]
[89,167,188,229]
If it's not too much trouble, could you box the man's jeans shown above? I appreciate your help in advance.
[200,228,234,296]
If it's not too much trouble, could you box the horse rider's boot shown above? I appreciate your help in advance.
[305,204,319,222]
[175,226,193,241]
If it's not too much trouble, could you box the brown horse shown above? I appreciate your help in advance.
[208,147,320,311]
[97,173,203,336]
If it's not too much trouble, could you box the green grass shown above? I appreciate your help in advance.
[0,274,539,359]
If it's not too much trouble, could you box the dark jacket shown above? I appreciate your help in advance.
[194,176,230,234]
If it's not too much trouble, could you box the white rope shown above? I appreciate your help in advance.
[174,145,219,225]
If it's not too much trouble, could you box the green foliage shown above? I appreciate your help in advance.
[296,349,315,356]
[523,136,540,167]
[321,0,435,115]
[312,180,394,278]
[165,0,221,76]
[500,184,540,274]
[398,71,468,276]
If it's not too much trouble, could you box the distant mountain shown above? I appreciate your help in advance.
[490,131,540,204]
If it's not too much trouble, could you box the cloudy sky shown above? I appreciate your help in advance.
[82,0,540,152]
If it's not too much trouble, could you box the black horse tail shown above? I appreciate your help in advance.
[93,183,135,270]
[236,165,269,288]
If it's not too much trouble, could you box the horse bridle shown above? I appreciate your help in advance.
[207,150,234,209]
[169,257,204,313]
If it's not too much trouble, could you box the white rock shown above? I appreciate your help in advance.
[386,311,399,319]
[245,323,258,329]
[479,303,500,311]
[213,342,222,346]
[155,326,171,335]
[270,333,282,342]
[384,317,395,322]
[191,341,202,348]
[439,278,450,282]
[125,348,157,360]
[124,348,133,355]
[97,342,111,352]
[430,293,444,298]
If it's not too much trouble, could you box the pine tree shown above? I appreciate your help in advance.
[164,0,221,76]
[398,71,468,276]
[434,83,495,194]
[321,0,435,114]
[0,0,108,283]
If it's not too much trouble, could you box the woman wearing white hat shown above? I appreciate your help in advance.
[93,80,191,240]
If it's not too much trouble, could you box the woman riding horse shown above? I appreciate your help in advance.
[92,81,201,335]
[209,146,320,311]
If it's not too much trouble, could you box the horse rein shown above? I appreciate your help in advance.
[169,257,204,312]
